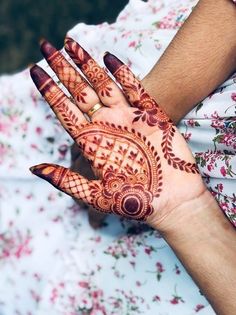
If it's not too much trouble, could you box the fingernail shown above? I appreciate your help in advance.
[30,65,50,88]
[64,36,74,46]
[39,37,46,45]
[103,53,123,74]
[27,63,36,69]
[103,51,110,57]
[30,163,57,181]
[40,40,57,59]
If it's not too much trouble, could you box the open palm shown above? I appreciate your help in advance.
[30,39,206,227]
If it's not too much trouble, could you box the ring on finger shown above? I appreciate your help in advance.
[86,103,104,119]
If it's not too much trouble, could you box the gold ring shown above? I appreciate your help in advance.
[86,103,104,118]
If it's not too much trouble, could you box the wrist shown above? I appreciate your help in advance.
[154,189,230,242]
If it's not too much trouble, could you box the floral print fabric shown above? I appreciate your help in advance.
[0,0,235,314]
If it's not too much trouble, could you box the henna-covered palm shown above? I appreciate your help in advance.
[30,39,206,227]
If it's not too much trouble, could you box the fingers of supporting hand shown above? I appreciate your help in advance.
[64,37,127,107]
[40,40,99,112]
[30,163,103,206]
[30,65,87,139]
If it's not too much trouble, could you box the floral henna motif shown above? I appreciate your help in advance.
[90,170,154,219]
[65,38,113,97]
[113,64,171,128]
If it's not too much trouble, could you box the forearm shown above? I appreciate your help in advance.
[142,0,236,123]
[157,191,236,315]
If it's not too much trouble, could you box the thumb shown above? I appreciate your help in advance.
[30,163,102,207]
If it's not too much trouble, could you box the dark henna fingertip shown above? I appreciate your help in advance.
[30,164,68,186]
[40,39,57,59]
[30,65,52,91]
[103,53,123,74]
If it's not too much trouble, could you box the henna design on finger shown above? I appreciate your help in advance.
[65,38,113,97]
[40,40,89,104]
[30,164,98,205]
[104,53,171,128]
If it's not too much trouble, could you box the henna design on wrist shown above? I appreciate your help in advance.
[65,38,113,97]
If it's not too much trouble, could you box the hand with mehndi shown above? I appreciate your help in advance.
[30,38,206,229]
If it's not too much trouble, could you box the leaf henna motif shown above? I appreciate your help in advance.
[161,125,199,173]
[39,122,163,221]
[65,38,113,97]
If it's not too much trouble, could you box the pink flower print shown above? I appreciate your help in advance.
[50,288,58,304]
[90,310,105,315]
[170,297,179,304]
[0,121,11,136]
[231,92,236,102]
[144,247,151,255]
[153,295,161,302]
[219,202,228,211]
[195,304,205,312]
[35,126,42,135]
[207,164,214,172]
[174,264,181,275]
[216,183,223,193]
[187,119,195,127]
[156,262,164,273]
[78,281,89,288]
[128,41,136,48]
[220,166,227,177]
[211,111,219,119]
[211,119,224,129]
[91,289,103,299]
[182,132,192,141]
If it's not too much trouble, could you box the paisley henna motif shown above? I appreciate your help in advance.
[31,121,163,221]
[65,38,113,97]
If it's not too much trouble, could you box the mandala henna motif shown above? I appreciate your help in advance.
[65,38,113,97]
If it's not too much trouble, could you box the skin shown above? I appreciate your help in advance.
[29,0,236,313]
[30,39,203,224]
[142,0,236,123]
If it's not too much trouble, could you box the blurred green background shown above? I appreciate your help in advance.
[0,0,128,74]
